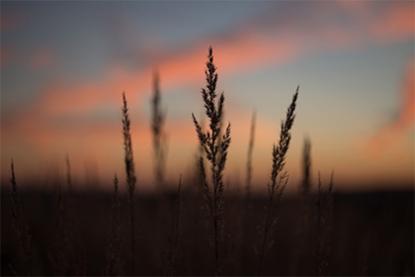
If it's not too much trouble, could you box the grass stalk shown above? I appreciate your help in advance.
[301,137,312,194]
[151,71,167,189]
[106,174,122,275]
[121,92,137,275]
[246,110,256,199]
[65,154,72,191]
[315,171,334,276]
[258,87,299,274]
[192,46,231,274]
[9,160,32,275]
[165,175,183,276]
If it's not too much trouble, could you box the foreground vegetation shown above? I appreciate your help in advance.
[2,47,413,276]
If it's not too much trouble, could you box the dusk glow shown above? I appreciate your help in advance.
[1,1,414,190]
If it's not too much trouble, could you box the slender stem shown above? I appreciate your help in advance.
[130,194,135,275]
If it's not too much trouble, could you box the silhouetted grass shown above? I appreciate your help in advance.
[245,110,256,199]
[164,176,183,276]
[9,160,32,275]
[315,172,334,276]
[121,92,137,275]
[301,137,311,195]
[258,87,298,274]
[106,174,122,276]
[151,71,167,189]
[192,46,231,274]
[1,46,413,277]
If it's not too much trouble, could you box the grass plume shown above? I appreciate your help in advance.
[192,46,231,274]
[258,86,299,274]
[151,71,167,189]
[121,92,137,275]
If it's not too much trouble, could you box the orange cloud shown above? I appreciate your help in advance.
[366,61,415,154]
[43,3,415,108]
[10,1,415,122]
[25,32,299,120]
[369,3,415,41]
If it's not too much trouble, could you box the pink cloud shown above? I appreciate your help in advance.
[369,3,415,41]
[4,2,414,149]
[3,33,297,170]
[24,32,299,120]
[7,1,415,122]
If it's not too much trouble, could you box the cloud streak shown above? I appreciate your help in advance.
[22,1,415,116]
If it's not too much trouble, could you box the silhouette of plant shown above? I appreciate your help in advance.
[106,174,123,276]
[9,160,32,275]
[258,87,299,274]
[165,175,183,276]
[121,92,137,275]
[301,137,312,194]
[315,171,334,276]
[151,71,167,189]
[246,110,256,199]
[192,46,231,274]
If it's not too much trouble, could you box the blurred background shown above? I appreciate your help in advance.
[1,1,414,191]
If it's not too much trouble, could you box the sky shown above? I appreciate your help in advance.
[1,1,414,191]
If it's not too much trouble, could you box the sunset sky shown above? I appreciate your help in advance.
[1,1,414,191]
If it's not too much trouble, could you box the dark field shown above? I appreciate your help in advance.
[1,185,413,276]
